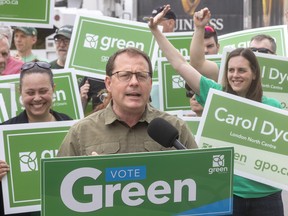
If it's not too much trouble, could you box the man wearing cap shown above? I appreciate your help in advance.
[50,25,73,69]
[151,6,176,33]
[13,27,48,63]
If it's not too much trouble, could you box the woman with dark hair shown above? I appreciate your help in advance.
[148,4,283,216]
[0,61,71,216]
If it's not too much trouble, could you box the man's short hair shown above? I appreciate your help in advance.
[152,6,176,20]
[250,34,276,54]
[204,25,218,44]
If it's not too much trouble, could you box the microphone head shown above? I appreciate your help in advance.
[147,117,179,148]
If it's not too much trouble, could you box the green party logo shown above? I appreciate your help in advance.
[172,75,185,89]
[83,33,145,51]
[19,149,59,172]
[19,152,38,172]
[208,155,228,175]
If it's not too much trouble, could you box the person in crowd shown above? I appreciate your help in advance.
[50,25,73,69]
[188,20,219,115]
[0,60,72,216]
[151,5,176,33]
[189,7,277,82]
[79,77,106,112]
[57,47,197,157]
[149,6,177,109]
[13,27,48,63]
[185,83,203,117]
[148,5,284,216]
[0,26,23,75]
[92,88,112,112]
[0,34,20,76]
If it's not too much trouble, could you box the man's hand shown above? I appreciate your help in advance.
[193,7,211,28]
[80,80,90,109]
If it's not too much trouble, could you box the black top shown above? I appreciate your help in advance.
[1,109,72,125]
[0,110,72,216]
[49,59,63,69]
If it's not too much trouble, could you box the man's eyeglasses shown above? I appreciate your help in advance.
[111,71,152,82]
[21,61,51,72]
[186,90,195,98]
[54,37,70,45]
[205,25,215,33]
[250,47,274,54]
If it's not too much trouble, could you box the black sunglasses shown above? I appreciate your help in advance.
[21,61,51,71]
[186,90,195,98]
[250,47,274,54]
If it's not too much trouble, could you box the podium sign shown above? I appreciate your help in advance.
[41,148,233,216]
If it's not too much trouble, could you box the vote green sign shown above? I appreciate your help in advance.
[218,25,288,56]
[41,147,233,215]
[0,0,53,27]
[0,121,76,214]
[197,89,288,190]
[0,70,84,120]
[158,55,222,113]
[66,15,158,75]
[218,48,288,110]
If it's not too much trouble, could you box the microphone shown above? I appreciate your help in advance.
[147,118,187,150]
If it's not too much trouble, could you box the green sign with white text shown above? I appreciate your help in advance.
[218,25,288,56]
[158,55,222,113]
[0,121,76,214]
[197,89,288,190]
[66,15,158,75]
[0,0,53,27]
[42,148,233,215]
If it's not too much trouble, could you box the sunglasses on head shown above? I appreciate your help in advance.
[21,61,51,72]
[205,25,215,33]
[186,90,195,98]
[250,47,274,54]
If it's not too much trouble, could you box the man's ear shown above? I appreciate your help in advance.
[104,76,111,92]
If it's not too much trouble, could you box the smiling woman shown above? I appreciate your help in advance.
[1,61,72,124]
[0,60,72,216]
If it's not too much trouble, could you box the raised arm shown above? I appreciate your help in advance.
[148,5,201,95]
[190,7,219,81]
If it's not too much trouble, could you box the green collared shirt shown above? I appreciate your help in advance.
[58,103,197,156]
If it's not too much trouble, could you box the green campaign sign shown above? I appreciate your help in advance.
[0,70,84,120]
[0,0,53,27]
[157,55,222,113]
[0,121,76,214]
[0,93,9,122]
[66,15,158,75]
[180,116,201,139]
[218,25,288,56]
[153,32,193,81]
[197,89,288,190]
[218,48,288,110]
[41,147,233,215]
[0,83,16,122]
